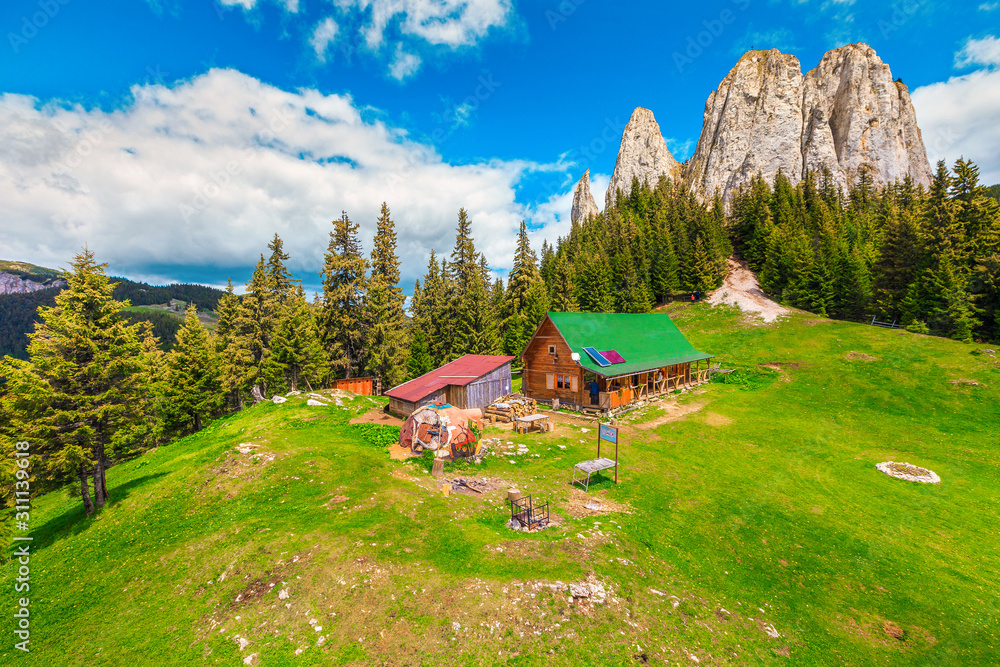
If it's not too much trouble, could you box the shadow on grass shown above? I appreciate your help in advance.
[29,473,168,553]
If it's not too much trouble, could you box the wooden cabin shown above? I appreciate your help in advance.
[385,354,514,418]
[521,312,713,412]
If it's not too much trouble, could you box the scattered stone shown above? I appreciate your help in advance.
[272,395,288,404]
[306,399,327,407]
[876,461,941,484]
[763,623,780,639]
[236,637,250,650]
[278,588,290,600]
[243,653,257,665]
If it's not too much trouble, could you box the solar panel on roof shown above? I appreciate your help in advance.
[582,346,611,367]
[601,350,626,364]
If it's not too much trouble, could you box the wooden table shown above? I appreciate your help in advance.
[572,458,618,490]
[515,413,551,434]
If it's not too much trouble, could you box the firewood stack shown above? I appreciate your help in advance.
[483,394,538,423]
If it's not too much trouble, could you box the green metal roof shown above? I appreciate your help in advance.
[544,312,713,378]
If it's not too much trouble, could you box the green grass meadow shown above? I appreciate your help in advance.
[3,302,999,665]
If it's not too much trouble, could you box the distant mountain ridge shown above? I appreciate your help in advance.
[0,264,227,360]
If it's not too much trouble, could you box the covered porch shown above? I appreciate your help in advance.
[582,358,713,412]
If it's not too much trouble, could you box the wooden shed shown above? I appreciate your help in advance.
[385,354,515,418]
[521,312,713,412]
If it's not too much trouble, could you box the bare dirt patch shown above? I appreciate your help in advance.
[633,401,706,430]
[704,412,733,426]
[562,488,632,518]
[846,351,878,362]
[350,408,405,427]
[707,258,789,323]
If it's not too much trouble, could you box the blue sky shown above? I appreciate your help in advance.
[1,0,998,292]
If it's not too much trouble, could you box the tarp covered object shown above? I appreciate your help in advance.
[398,403,482,460]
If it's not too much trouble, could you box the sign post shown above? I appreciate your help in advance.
[598,423,619,484]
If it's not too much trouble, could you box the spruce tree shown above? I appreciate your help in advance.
[164,305,222,434]
[267,233,294,299]
[239,255,282,397]
[272,284,328,391]
[502,221,548,356]
[320,212,369,379]
[216,278,254,410]
[548,252,579,312]
[364,203,409,388]
[0,249,142,513]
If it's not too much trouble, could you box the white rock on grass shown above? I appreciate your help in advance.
[272,396,288,404]
[278,588,290,600]
[306,399,327,407]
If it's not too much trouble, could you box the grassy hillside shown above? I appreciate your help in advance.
[0,260,61,281]
[3,303,1000,665]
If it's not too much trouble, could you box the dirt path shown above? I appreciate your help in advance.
[631,400,707,430]
[707,258,789,323]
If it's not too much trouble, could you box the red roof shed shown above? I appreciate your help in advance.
[385,354,514,417]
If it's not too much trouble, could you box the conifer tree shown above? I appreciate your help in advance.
[412,252,449,365]
[123,322,169,451]
[239,255,281,396]
[320,212,369,379]
[272,284,328,391]
[364,203,409,388]
[164,305,222,434]
[548,252,579,312]
[216,278,254,410]
[267,233,294,299]
[577,255,613,312]
[0,249,142,513]
[502,221,548,356]
[447,209,500,357]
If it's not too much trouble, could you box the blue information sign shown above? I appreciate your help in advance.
[599,424,618,444]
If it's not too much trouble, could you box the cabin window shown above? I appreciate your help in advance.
[556,374,577,391]
[548,344,556,355]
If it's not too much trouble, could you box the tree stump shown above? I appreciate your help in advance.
[431,459,444,477]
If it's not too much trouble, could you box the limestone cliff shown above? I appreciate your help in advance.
[605,107,682,209]
[685,43,932,203]
[571,169,600,225]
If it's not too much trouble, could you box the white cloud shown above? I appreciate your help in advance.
[310,18,339,62]
[955,35,1000,68]
[388,44,422,81]
[0,70,566,287]
[218,0,256,8]
[341,0,513,49]
[912,67,1000,184]
[980,2,999,10]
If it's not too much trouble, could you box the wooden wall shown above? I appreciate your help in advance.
[464,363,513,409]
[521,317,583,405]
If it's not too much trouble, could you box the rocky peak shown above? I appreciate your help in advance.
[686,49,806,203]
[0,271,66,295]
[686,43,933,204]
[571,169,600,225]
[605,107,682,209]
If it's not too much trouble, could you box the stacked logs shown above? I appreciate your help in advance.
[483,394,537,424]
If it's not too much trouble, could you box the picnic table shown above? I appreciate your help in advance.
[572,458,618,491]
[515,413,551,434]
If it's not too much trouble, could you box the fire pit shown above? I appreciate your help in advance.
[876,461,941,484]
[508,494,550,532]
